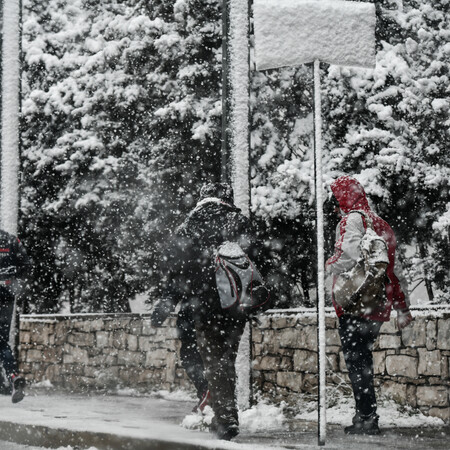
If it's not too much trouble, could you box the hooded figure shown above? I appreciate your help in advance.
[153,182,260,441]
[326,175,412,435]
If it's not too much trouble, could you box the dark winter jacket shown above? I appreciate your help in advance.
[157,197,257,324]
[0,229,32,297]
[326,176,410,322]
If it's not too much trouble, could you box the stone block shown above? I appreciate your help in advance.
[381,319,397,334]
[126,334,138,351]
[145,349,169,368]
[117,350,144,367]
[339,352,348,373]
[382,381,408,404]
[257,315,271,329]
[20,331,31,345]
[418,348,441,376]
[373,351,386,375]
[293,350,317,373]
[252,355,281,371]
[74,319,105,332]
[128,319,142,335]
[386,355,418,379]
[141,320,157,336]
[437,319,450,350]
[26,349,43,363]
[278,328,303,349]
[96,331,111,348]
[428,407,450,423]
[325,354,339,372]
[42,348,62,364]
[417,386,449,407]
[379,334,401,349]
[302,373,319,392]
[325,329,340,347]
[276,371,302,392]
[406,384,418,407]
[325,317,338,329]
[287,326,317,351]
[63,346,89,365]
[280,356,293,371]
[401,319,426,348]
[426,319,437,350]
[68,332,95,347]
[112,331,127,349]
[252,329,263,343]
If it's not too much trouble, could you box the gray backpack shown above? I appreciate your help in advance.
[334,211,390,315]
[215,242,271,317]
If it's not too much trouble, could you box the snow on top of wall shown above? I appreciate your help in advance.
[254,0,376,70]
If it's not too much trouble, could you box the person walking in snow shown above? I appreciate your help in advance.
[153,182,263,440]
[0,229,32,403]
[326,175,413,435]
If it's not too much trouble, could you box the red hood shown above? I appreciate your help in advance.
[331,176,370,214]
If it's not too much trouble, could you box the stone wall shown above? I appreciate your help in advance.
[253,306,450,423]
[18,314,191,392]
[18,306,450,422]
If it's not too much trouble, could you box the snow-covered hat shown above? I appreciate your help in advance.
[199,182,234,203]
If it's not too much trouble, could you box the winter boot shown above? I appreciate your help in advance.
[214,422,239,441]
[192,389,211,413]
[344,413,380,435]
[11,375,26,404]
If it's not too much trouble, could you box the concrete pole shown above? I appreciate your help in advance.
[1,0,21,235]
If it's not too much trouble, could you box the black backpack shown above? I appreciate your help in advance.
[215,242,271,318]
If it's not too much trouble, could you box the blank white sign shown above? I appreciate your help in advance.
[254,0,376,70]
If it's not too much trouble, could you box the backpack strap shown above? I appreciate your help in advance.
[348,210,374,231]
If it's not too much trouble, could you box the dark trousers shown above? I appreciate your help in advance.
[176,308,208,399]
[338,315,382,419]
[0,296,17,379]
[195,316,246,428]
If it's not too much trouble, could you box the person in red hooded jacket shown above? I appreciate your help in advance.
[326,175,413,435]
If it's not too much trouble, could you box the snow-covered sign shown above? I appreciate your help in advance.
[254,0,376,71]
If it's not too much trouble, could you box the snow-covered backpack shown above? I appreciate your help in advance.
[334,211,390,315]
[215,242,271,318]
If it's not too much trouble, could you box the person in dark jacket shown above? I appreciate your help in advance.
[153,182,258,440]
[0,229,32,403]
[326,175,413,435]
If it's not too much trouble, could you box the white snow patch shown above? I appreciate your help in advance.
[240,400,287,432]
[296,394,445,428]
[153,389,196,402]
[181,400,287,433]
[32,379,54,389]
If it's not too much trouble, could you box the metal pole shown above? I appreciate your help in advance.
[313,59,326,446]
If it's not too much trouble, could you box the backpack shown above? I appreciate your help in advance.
[215,242,271,318]
[333,211,390,315]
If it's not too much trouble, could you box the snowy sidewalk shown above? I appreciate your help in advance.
[0,389,449,449]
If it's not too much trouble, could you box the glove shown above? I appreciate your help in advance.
[397,308,413,330]
[151,298,177,327]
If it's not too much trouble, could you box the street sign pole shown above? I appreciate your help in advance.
[313,59,326,446]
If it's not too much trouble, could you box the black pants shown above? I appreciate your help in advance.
[195,316,246,428]
[338,315,382,419]
[176,307,208,399]
[0,295,17,379]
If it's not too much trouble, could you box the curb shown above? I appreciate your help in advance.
[0,421,219,450]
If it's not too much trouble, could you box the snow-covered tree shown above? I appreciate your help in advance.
[21,0,223,312]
